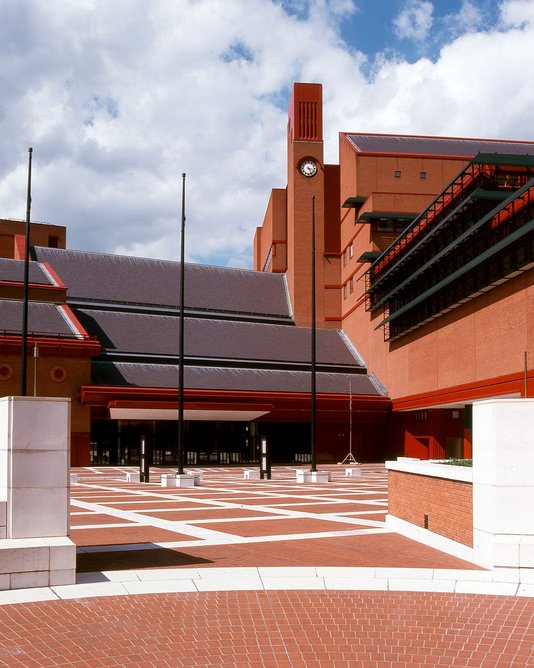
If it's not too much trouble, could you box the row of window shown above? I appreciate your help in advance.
[394,170,427,179]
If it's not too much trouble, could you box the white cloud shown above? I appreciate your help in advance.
[1,0,534,269]
[499,0,534,27]
[441,0,484,37]
[393,1,434,41]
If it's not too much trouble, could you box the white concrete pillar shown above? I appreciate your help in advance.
[0,397,70,539]
[0,396,76,589]
[473,399,534,579]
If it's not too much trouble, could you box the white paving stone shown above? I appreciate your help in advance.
[388,578,456,593]
[194,578,263,592]
[517,584,534,596]
[262,577,325,590]
[324,578,388,591]
[136,568,201,581]
[316,567,376,579]
[375,567,435,580]
[124,579,197,595]
[454,580,519,596]
[0,587,58,605]
[51,582,129,599]
[258,566,317,579]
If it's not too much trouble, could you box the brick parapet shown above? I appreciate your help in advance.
[388,468,473,547]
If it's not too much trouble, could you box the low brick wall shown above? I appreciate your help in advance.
[388,467,473,547]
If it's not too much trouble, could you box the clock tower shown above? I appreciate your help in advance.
[286,82,326,327]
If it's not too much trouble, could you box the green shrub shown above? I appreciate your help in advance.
[442,458,472,467]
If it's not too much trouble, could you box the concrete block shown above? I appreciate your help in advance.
[8,397,70,453]
[125,472,140,483]
[296,470,331,483]
[296,470,311,483]
[244,470,260,480]
[492,487,534,534]
[519,538,534,568]
[10,571,50,590]
[311,471,331,483]
[187,472,202,485]
[491,535,520,568]
[0,544,49,575]
[49,569,76,587]
[160,474,194,488]
[9,487,69,538]
[345,468,361,477]
[49,542,77,571]
[10,450,68,488]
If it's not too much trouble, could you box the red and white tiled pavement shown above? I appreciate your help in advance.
[0,465,532,667]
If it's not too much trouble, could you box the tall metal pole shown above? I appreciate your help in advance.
[21,147,33,397]
[349,380,353,457]
[177,173,186,475]
[310,195,317,472]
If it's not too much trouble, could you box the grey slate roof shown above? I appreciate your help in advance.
[34,247,292,320]
[0,300,77,337]
[346,134,534,157]
[0,258,52,285]
[92,362,381,396]
[74,309,362,368]
[20,246,380,398]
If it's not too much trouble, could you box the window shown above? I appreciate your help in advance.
[420,171,427,179]
[349,277,354,293]
[377,219,395,232]
[394,170,401,178]
[414,410,428,422]
[343,284,348,299]
[377,218,410,233]
[349,242,354,258]
[343,250,347,266]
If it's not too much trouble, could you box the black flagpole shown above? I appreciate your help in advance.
[177,173,186,475]
[310,194,317,472]
[21,147,33,397]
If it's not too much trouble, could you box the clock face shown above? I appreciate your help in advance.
[299,159,318,178]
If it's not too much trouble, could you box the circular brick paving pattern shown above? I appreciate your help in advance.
[0,591,532,667]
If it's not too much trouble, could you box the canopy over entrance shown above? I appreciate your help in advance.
[108,400,273,422]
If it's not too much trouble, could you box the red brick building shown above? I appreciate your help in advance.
[255,82,534,460]
[0,218,388,466]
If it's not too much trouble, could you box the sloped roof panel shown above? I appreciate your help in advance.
[0,259,52,285]
[92,362,380,396]
[34,247,292,319]
[74,309,363,367]
[0,300,75,337]
[345,134,534,157]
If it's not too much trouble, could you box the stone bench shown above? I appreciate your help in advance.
[296,470,331,483]
[244,470,261,480]
[160,473,195,488]
[345,468,361,477]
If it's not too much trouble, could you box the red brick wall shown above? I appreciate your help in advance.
[388,470,473,547]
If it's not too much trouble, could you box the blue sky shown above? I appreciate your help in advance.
[1,0,533,267]
[340,0,501,63]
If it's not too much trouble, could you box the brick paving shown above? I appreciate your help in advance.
[1,464,533,667]
[0,591,532,667]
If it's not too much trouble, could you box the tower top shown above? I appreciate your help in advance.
[288,83,323,143]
